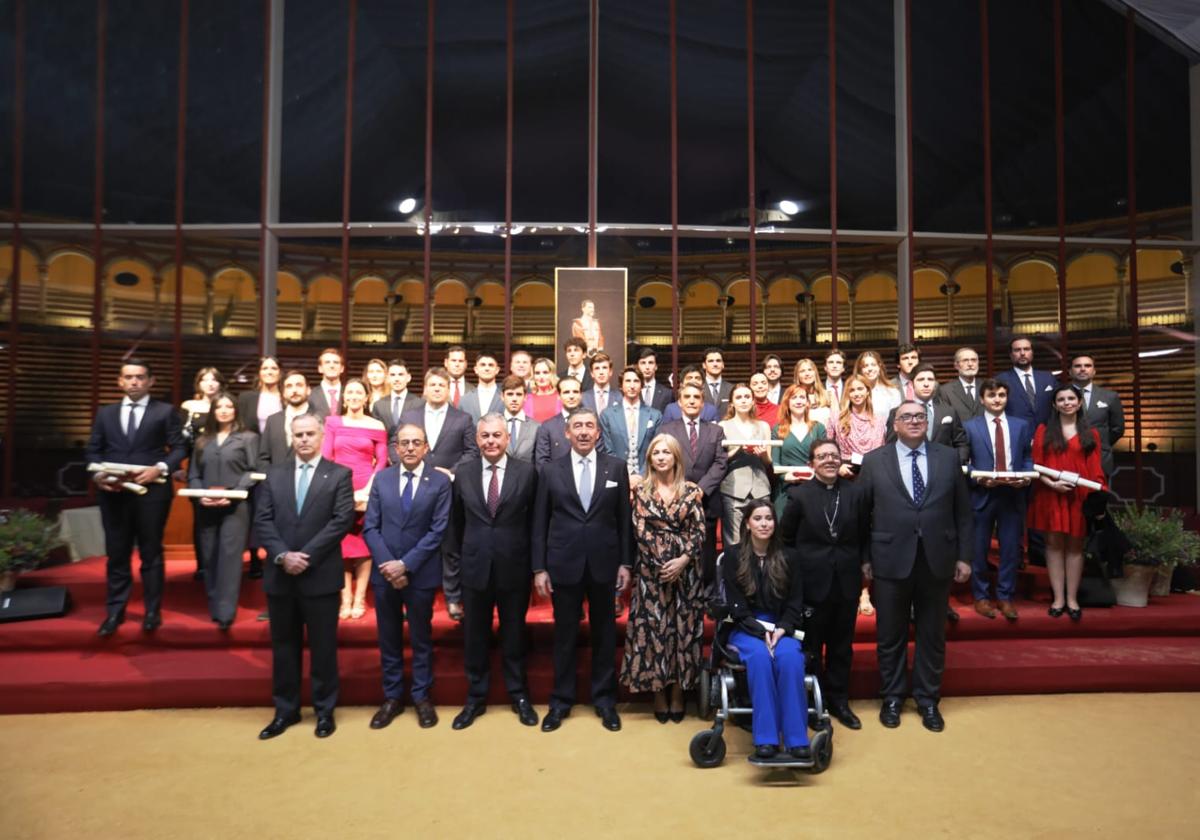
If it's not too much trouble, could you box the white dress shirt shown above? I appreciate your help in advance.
[121,396,149,434]
[959,378,977,402]
[572,450,597,498]
[399,460,425,501]
[475,382,498,414]
[481,454,507,498]
[984,410,1013,470]
[895,440,927,501]
[424,404,448,450]
[295,454,323,496]
[283,402,310,446]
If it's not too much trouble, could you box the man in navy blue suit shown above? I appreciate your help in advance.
[534,374,584,466]
[964,379,1033,621]
[532,407,633,733]
[635,347,673,413]
[994,336,1056,429]
[363,423,453,730]
[581,351,621,414]
[86,359,185,636]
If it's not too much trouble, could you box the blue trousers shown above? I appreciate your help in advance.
[374,583,437,702]
[730,624,810,749]
[971,489,1025,601]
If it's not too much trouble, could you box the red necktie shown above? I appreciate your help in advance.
[487,464,500,517]
[451,380,461,408]
[994,417,1007,472]
[327,388,339,414]
[904,379,915,401]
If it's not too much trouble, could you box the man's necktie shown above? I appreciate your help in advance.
[451,380,461,408]
[910,450,925,505]
[711,383,720,404]
[1083,388,1091,411]
[328,388,339,414]
[487,464,500,517]
[994,417,1007,472]
[924,402,933,441]
[688,420,699,458]
[1024,374,1035,404]
[830,382,839,402]
[905,379,915,401]
[967,384,974,401]
[400,471,415,516]
[392,395,400,420]
[296,463,311,513]
[126,403,139,439]
[626,407,639,475]
[578,457,592,510]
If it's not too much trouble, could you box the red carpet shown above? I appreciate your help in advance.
[2,555,1199,713]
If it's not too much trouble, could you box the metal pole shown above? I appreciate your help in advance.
[339,0,358,362]
[258,0,283,358]
[172,0,189,403]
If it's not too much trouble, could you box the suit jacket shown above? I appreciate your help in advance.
[503,414,540,462]
[362,464,453,590]
[459,386,503,423]
[446,457,538,591]
[861,441,973,580]
[531,451,633,585]
[662,401,720,423]
[255,457,356,597]
[534,412,572,466]
[259,408,318,467]
[371,392,425,439]
[703,379,734,416]
[398,405,479,472]
[642,379,673,413]
[307,382,345,418]
[558,365,594,392]
[778,477,869,603]
[941,378,984,424]
[885,399,969,464]
[597,401,663,474]
[1079,385,1124,476]
[86,398,186,474]
[963,413,1034,512]
[581,386,621,414]
[994,368,1056,429]
[660,417,728,520]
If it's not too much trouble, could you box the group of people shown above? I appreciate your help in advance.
[84,333,1123,751]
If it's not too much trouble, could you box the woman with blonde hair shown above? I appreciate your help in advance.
[523,356,562,422]
[719,383,774,550]
[833,374,886,617]
[621,434,707,722]
[792,358,833,430]
[853,350,901,422]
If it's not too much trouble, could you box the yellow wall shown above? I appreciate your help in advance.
[809,275,850,303]
[684,279,720,307]
[635,280,674,309]
[353,277,389,304]
[1065,254,1116,289]
[47,253,96,295]
[396,279,425,305]
[434,279,468,305]
[767,276,804,305]
[211,267,256,301]
[278,272,302,303]
[476,281,506,307]
[859,272,899,302]
[1134,249,1181,282]
[514,280,552,307]
[725,277,766,306]
[1007,260,1058,293]
[309,276,342,304]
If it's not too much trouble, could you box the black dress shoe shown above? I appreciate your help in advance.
[511,698,539,726]
[596,706,621,732]
[217,619,232,632]
[452,703,486,730]
[314,715,336,738]
[1067,605,1083,622]
[193,568,205,582]
[415,699,439,728]
[669,710,685,723]
[247,558,263,580]
[1048,604,1065,618]
[831,703,862,730]
[917,703,944,732]
[879,699,902,728]
[789,745,812,760]
[255,610,269,622]
[370,699,405,730]
[946,607,960,624]
[258,713,301,740]
[654,710,669,724]
[754,744,778,759]
[142,611,162,632]
[97,611,125,637]
[541,707,569,732]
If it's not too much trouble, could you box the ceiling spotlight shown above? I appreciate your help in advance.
[397,197,417,214]
[1138,347,1181,358]
[779,199,800,215]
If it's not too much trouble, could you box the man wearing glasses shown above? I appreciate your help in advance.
[861,401,972,733]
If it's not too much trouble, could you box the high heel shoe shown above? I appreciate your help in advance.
[339,602,352,621]
[350,599,367,620]
[1047,605,1065,618]
[669,710,685,723]
[653,711,669,724]
[1067,605,1082,621]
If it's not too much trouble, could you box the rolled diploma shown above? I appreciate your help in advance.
[178,488,250,500]
[1034,464,1103,491]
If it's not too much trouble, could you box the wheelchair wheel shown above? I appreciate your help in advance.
[697,669,711,720]
[808,728,833,774]
[689,730,726,768]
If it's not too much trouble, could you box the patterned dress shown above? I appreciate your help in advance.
[621,481,707,692]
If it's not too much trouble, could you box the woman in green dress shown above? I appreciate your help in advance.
[772,384,827,518]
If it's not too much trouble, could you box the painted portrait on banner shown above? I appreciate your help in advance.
[555,267,627,372]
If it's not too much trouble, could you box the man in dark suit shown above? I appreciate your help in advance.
[894,343,922,402]
[363,423,453,730]
[446,414,540,730]
[941,346,984,424]
[534,375,584,466]
[884,363,969,465]
[964,379,1033,621]
[259,370,325,467]
[371,358,424,438]
[458,351,503,423]
[1069,354,1125,477]
[779,439,870,730]
[660,382,727,582]
[581,351,620,414]
[532,407,633,733]
[306,347,346,417]
[762,353,784,405]
[499,375,539,462]
[444,344,475,411]
[662,365,720,423]
[598,366,663,486]
[994,336,1056,429]
[400,366,479,620]
[254,413,356,739]
[702,347,733,416]
[862,400,973,732]
[635,347,673,413]
[558,336,594,392]
[87,359,186,636]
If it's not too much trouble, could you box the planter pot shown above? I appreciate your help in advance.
[0,570,15,594]
[1111,564,1156,608]
[1150,561,1176,598]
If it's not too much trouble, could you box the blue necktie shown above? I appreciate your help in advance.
[126,402,139,440]
[296,463,311,513]
[910,450,925,505]
[578,457,592,511]
[400,471,415,516]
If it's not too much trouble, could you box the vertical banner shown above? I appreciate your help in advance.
[555,267,628,372]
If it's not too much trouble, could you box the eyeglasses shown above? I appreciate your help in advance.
[897,413,927,423]
[395,439,426,448]
[812,452,841,462]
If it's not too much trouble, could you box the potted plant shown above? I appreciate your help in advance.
[0,509,63,593]
[1110,506,1199,607]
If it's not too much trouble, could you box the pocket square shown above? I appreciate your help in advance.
[1044,384,1053,391]
[1096,401,1108,408]
[941,415,952,424]
[605,479,619,488]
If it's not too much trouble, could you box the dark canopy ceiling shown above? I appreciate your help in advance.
[0,0,1192,235]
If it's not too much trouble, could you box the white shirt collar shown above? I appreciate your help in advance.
[576,449,596,467]
[426,403,448,415]
[401,461,424,480]
[122,396,149,408]
[485,454,508,472]
[297,454,322,470]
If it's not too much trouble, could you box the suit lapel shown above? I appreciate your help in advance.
[298,461,330,518]
[280,457,299,515]
[883,445,914,508]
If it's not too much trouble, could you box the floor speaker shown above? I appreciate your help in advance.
[0,586,71,623]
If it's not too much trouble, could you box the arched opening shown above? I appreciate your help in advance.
[512,280,554,348]
[633,279,674,341]
[44,252,96,329]
[810,274,854,344]
[0,245,42,323]
[352,276,390,342]
[308,276,343,337]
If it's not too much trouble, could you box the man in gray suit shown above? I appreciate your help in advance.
[499,375,539,462]
[940,346,984,424]
[862,400,972,733]
[1070,354,1125,477]
[459,351,504,423]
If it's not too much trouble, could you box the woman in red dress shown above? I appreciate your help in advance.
[523,357,562,422]
[1029,384,1106,621]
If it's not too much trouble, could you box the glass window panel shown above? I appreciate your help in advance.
[1133,26,1190,240]
[0,1,14,215]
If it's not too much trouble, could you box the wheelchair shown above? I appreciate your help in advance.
[689,577,833,772]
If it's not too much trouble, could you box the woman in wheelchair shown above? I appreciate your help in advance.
[722,499,810,760]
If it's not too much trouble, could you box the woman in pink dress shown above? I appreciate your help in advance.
[523,357,563,422]
[833,374,886,616]
[1029,384,1107,621]
[322,379,389,620]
